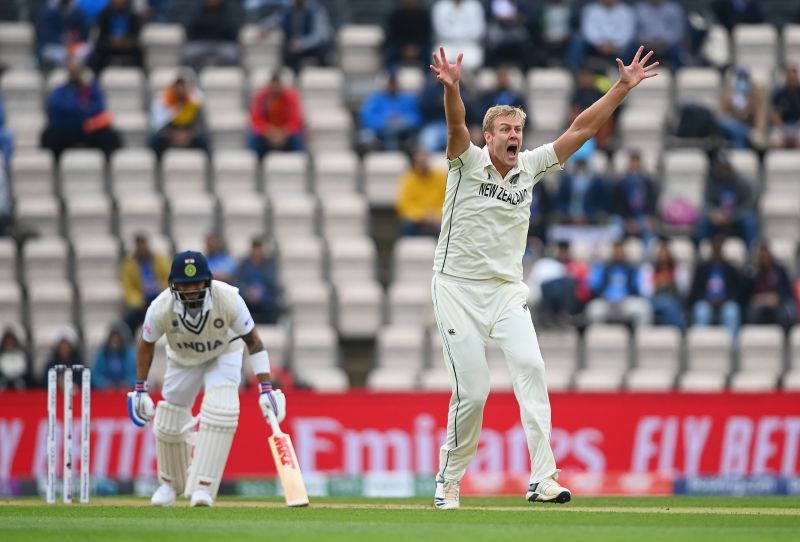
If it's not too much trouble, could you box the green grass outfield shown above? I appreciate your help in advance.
[2,496,800,542]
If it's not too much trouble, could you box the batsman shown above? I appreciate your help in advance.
[127,250,286,507]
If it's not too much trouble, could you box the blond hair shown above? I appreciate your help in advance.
[482,105,527,134]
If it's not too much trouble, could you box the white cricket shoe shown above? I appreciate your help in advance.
[190,489,214,507]
[151,484,176,507]
[434,476,460,510]
[526,471,571,504]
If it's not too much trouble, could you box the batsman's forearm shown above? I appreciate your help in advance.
[443,83,466,131]
[569,82,630,140]
[135,339,155,382]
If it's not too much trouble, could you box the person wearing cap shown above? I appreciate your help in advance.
[126,250,284,508]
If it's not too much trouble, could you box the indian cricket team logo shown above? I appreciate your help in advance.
[184,257,197,278]
[214,318,224,329]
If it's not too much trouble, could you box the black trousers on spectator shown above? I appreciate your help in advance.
[90,45,144,73]
[41,126,122,161]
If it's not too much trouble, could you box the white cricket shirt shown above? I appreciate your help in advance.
[433,142,563,282]
[142,280,255,366]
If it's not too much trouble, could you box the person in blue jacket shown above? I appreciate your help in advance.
[91,323,136,389]
[359,72,422,151]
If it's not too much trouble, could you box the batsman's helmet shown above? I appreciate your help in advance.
[168,251,213,310]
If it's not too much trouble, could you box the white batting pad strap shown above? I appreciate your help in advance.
[248,350,270,375]
[185,385,240,499]
[153,401,192,494]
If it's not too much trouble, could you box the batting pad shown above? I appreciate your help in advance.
[153,401,193,494]
[184,384,240,499]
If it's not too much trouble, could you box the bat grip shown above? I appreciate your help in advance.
[265,409,282,435]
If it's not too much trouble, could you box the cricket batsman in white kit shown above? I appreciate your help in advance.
[127,250,286,507]
[429,46,659,509]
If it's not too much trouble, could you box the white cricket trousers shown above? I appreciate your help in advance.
[161,347,244,408]
[431,272,557,485]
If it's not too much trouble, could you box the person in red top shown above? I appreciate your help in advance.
[247,73,306,159]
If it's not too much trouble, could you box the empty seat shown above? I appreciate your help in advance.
[141,24,186,70]
[271,193,317,238]
[0,22,34,69]
[100,67,145,114]
[306,108,353,153]
[239,24,282,71]
[115,110,149,148]
[162,149,209,196]
[5,111,44,150]
[386,280,433,326]
[65,196,113,239]
[0,239,16,283]
[573,324,629,390]
[28,280,74,331]
[727,148,760,187]
[60,149,105,198]
[10,150,55,199]
[368,325,426,390]
[328,236,377,283]
[14,195,61,236]
[111,148,158,197]
[320,194,369,239]
[264,152,309,194]
[768,237,797,276]
[627,326,682,391]
[338,25,384,76]
[334,279,384,339]
[392,236,436,283]
[213,149,258,195]
[617,109,664,157]
[299,67,345,110]
[668,236,697,270]
[199,67,245,112]
[219,195,268,257]
[73,235,121,285]
[760,192,800,239]
[364,151,409,207]
[538,329,578,390]
[117,193,166,240]
[661,149,709,209]
[396,66,425,93]
[783,24,800,65]
[169,193,217,251]
[277,235,326,282]
[1,69,43,115]
[624,69,672,113]
[764,149,800,196]
[730,325,784,391]
[79,281,123,331]
[675,68,722,110]
[526,69,571,143]
[285,280,332,326]
[698,236,748,267]
[0,282,24,323]
[680,327,732,391]
[22,236,70,283]
[313,150,359,195]
[292,324,348,391]
[207,109,248,150]
[733,24,779,79]
[784,326,800,390]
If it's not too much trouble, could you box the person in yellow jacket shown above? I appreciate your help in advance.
[122,234,171,334]
[396,148,447,236]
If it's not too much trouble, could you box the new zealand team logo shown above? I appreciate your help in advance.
[214,318,225,329]
[509,173,520,187]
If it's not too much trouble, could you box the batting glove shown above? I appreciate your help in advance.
[127,381,155,427]
[258,382,286,423]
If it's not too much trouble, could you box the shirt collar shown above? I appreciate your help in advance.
[479,145,527,176]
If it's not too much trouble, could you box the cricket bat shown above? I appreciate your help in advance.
[265,410,309,507]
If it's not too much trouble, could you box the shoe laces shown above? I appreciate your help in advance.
[441,479,460,501]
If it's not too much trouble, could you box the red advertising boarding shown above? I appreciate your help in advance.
[1,390,799,483]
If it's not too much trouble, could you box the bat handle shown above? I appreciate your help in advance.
[265,409,282,435]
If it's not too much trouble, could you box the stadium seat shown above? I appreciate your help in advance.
[313,150,360,196]
[111,148,158,197]
[364,151,409,207]
[60,149,105,199]
[617,109,664,158]
[624,69,672,114]
[627,326,682,391]
[759,192,800,239]
[285,280,333,326]
[277,235,326,282]
[764,149,800,196]
[219,194,268,258]
[367,325,426,390]
[386,280,433,327]
[320,194,370,239]
[264,152,309,194]
[10,150,55,199]
[611,148,659,177]
[334,279,384,339]
[733,24,779,81]
[299,67,345,110]
[538,328,579,391]
[0,22,34,69]
[1,69,43,116]
[200,67,245,112]
[675,68,722,111]
[169,192,218,252]
[207,109,248,150]
[5,111,44,150]
[573,324,629,391]
[661,149,708,209]
[65,196,113,239]
[117,193,167,241]
[72,235,121,286]
[698,237,748,267]
[213,149,258,196]
[0,238,16,284]
[14,195,61,237]
[392,236,436,283]
[668,236,696,270]
[99,67,146,114]
[79,282,123,336]
[726,148,761,188]
[141,24,186,70]
[680,327,732,391]
[784,326,800,390]
[115,110,149,148]
[271,193,317,238]
[292,324,348,391]
[730,325,784,391]
[239,24,282,72]
[526,69,572,145]
[327,235,377,283]
[0,281,23,324]
[783,24,800,66]
[338,25,384,76]
[22,236,70,283]
[28,280,75,333]
[396,67,425,94]
[162,149,209,196]
[477,67,525,93]
[306,107,354,153]
[768,237,797,275]
[148,66,196,97]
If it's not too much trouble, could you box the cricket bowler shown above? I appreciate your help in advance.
[429,46,659,509]
[127,250,286,507]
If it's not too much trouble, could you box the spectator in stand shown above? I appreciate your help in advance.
[41,326,84,387]
[480,66,527,112]
[205,231,236,284]
[526,241,590,325]
[77,0,113,23]
[144,0,173,22]
[121,233,170,334]
[248,73,305,159]
[149,76,209,158]
[718,66,767,149]
[235,238,283,324]
[569,69,616,152]
[611,150,659,247]
[769,65,800,149]
[689,235,742,337]
[696,156,758,249]
[538,0,573,66]
[484,0,538,69]
[418,72,482,152]
[568,0,635,71]
[359,73,422,152]
[37,0,92,69]
[635,0,685,69]
[184,0,241,71]
[528,181,551,244]
[89,0,143,73]
[554,157,608,225]
[0,324,29,390]
[639,239,688,330]
[0,94,13,167]
[261,0,333,73]
[711,0,763,32]
[40,59,121,161]
[396,148,447,237]
[431,0,486,71]
[90,323,136,389]
[383,0,432,69]
[585,240,652,327]
[744,243,796,330]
